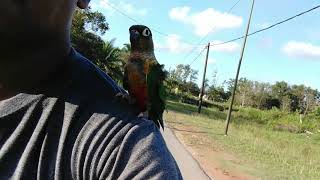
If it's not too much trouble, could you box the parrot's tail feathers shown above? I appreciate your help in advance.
[149,113,165,130]
[147,63,167,130]
[159,117,164,130]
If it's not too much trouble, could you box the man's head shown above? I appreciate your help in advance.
[0,0,91,55]
[0,0,91,92]
[129,25,154,53]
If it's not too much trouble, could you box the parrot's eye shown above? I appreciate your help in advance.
[142,28,151,37]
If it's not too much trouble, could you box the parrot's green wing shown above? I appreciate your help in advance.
[147,63,167,129]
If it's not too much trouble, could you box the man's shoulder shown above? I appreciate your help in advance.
[68,49,125,96]
[71,111,182,179]
[64,49,142,120]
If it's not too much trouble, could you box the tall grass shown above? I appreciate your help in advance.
[233,107,320,133]
[167,100,320,133]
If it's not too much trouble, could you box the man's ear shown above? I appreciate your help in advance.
[77,0,90,9]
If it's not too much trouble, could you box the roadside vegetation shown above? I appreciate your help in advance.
[166,100,320,179]
[166,64,320,134]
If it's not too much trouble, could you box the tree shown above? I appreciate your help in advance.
[237,78,253,107]
[186,69,199,95]
[167,64,200,95]
[171,64,184,82]
[71,8,125,82]
[120,43,131,61]
[204,79,210,92]
[207,85,231,102]
[211,70,218,87]
[252,82,271,109]
[222,77,318,112]
[271,81,291,111]
[71,8,109,36]
[98,39,124,83]
[186,82,200,96]
[182,65,191,83]
[189,69,198,84]
[315,90,320,105]
[71,8,109,64]
[291,85,306,112]
[226,78,254,107]
[303,87,318,115]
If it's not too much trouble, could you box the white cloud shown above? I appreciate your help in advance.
[98,0,148,16]
[282,41,320,60]
[169,6,191,21]
[210,40,240,53]
[169,7,243,36]
[118,1,147,16]
[155,34,195,53]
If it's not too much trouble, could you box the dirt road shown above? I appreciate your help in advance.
[163,123,256,180]
[162,126,211,180]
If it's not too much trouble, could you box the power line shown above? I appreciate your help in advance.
[184,0,243,63]
[211,4,320,46]
[104,1,197,46]
[189,47,207,66]
[185,4,320,76]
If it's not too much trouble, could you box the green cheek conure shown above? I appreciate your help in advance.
[122,25,166,129]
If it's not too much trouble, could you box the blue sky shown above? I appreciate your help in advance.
[90,0,320,90]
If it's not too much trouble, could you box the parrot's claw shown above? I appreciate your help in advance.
[115,93,124,98]
[138,111,148,118]
[115,93,136,105]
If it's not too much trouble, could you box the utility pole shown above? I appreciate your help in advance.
[198,42,210,114]
[225,0,255,135]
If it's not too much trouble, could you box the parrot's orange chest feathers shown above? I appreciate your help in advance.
[126,57,150,111]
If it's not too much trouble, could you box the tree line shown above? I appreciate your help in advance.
[167,64,320,115]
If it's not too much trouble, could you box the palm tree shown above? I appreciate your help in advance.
[120,43,131,62]
[96,39,124,83]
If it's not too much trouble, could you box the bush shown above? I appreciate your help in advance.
[233,107,283,125]
[232,107,320,133]
[168,92,208,107]
[314,107,320,117]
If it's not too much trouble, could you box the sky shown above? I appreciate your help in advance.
[90,0,320,90]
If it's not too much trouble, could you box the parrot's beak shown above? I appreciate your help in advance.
[130,30,140,42]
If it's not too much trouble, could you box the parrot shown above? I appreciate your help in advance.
[122,25,166,129]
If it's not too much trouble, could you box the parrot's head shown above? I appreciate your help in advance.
[129,25,154,53]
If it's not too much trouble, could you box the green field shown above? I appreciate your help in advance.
[165,100,320,180]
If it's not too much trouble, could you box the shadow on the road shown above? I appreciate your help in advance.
[166,124,226,136]
[167,122,226,135]
[167,121,184,125]
[167,101,227,122]
[166,126,208,134]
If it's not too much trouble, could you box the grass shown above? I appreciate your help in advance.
[165,100,320,180]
